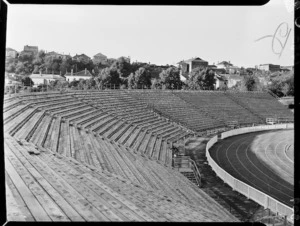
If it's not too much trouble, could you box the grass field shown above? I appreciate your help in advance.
[209,130,294,207]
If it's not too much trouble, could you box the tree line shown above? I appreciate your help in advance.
[6,50,294,97]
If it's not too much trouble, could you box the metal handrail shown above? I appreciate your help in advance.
[189,158,201,187]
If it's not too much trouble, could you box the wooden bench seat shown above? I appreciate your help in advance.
[105,121,126,139]
[14,110,45,141]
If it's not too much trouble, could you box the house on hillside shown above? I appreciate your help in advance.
[72,54,91,64]
[24,45,38,54]
[177,57,209,77]
[228,66,240,74]
[280,66,293,72]
[46,51,63,59]
[207,64,217,69]
[5,73,22,93]
[93,52,108,65]
[214,74,228,89]
[19,45,39,58]
[216,61,233,69]
[258,64,280,72]
[64,68,93,81]
[29,71,66,86]
[6,48,18,58]
[223,74,243,88]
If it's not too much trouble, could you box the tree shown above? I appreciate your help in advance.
[159,67,182,89]
[22,77,34,86]
[151,78,162,89]
[127,73,136,89]
[110,57,132,78]
[133,67,152,88]
[187,67,215,90]
[98,68,121,88]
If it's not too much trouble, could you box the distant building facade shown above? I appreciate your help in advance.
[6,48,18,58]
[19,45,39,58]
[24,45,38,54]
[64,68,93,81]
[223,74,243,88]
[258,64,280,72]
[177,57,209,77]
[216,61,233,69]
[46,51,63,59]
[93,52,108,65]
[72,54,91,64]
[215,74,228,89]
[30,71,66,86]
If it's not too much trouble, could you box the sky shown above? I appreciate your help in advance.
[6,0,294,68]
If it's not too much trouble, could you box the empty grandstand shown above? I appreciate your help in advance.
[4,90,294,222]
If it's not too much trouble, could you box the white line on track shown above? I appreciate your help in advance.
[243,134,293,193]
[284,144,294,163]
[274,140,293,172]
[212,132,293,204]
[258,133,293,180]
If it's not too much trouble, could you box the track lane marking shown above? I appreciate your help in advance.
[211,131,293,206]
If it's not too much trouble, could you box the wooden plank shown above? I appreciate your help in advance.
[11,144,86,222]
[138,132,152,155]
[145,135,156,157]
[82,173,153,221]
[158,141,167,164]
[104,141,137,182]
[5,181,27,221]
[14,111,44,141]
[98,119,120,136]
[39,153,120,221]
[4,108,36,134]
[5,171,35,221]
[74,127,88,164]
[119,125,136,145]
[50,117,61,153]
[82,113,110,129]
[43,117,55,149]
[132,130,147,150]
[35,115,52,147]
[78,129,94,166]
[126,127,142,148]
[5,144,70,221]
[57,121,66,156]
[97,138,127,178]
[112,143,150,186]
[31,156,106,221]
[152,137,162,160]
[5,156,52,221]
[112,123,132,142]
[84,133,102,168]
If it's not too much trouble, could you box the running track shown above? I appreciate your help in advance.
[209,130,294,207]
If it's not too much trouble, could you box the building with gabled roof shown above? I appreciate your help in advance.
[64,68,93,81]
[177,57,209,77]
[258,64,280,72]
[29,71,66,86]
[216,61,233,69]
[93,52,108,65]
[6,47,18,58]
[72,54,91,64]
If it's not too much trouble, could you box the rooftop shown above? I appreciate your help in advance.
[65,69,93,77]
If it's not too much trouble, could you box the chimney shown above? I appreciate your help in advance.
[85,68,87,75]
[71,69,73,76]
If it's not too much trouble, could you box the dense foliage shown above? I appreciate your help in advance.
[5,49,294,96]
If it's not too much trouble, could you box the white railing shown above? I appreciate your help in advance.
[206,124,294,222]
